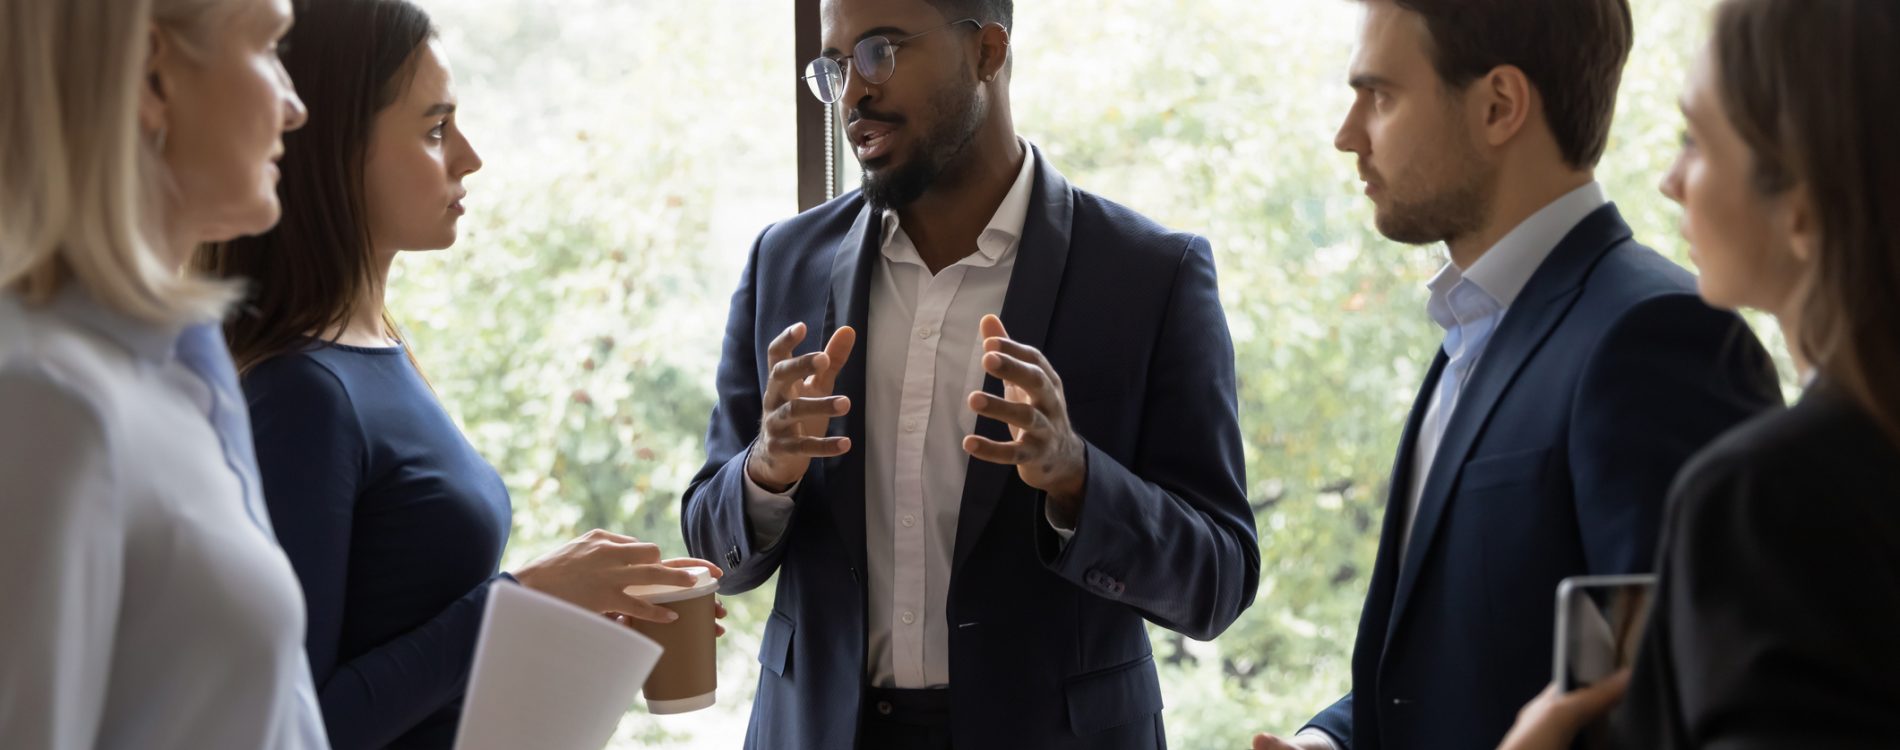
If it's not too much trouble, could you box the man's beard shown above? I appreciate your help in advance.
[1374,168,1493,246]
[1371,126,1495,247]
[859,74,985,212]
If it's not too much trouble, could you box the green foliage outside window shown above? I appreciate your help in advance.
[397,1,1771,746]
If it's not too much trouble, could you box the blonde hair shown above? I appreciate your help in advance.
[0,0,243,324]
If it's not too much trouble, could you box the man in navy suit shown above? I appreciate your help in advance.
[680,1,1258,748]
[1252,1,1783,749]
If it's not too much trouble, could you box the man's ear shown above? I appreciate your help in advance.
[975,22,1010,83]
[1474,64,1534,148]
[139,24,174,137]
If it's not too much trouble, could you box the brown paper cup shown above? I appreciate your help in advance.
[625,567,718,714]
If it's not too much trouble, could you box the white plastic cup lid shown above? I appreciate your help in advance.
[624,566,718,604]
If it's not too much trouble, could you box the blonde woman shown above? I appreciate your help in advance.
[0,0,325,747]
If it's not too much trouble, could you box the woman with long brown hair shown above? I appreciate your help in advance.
[197,1,720,746]
[1501,0,1900,747]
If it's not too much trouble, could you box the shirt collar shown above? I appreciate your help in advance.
[51,283,191,366]
[879,137,1039,269]
[1461,181,1609,309]
[1424,263,1501,333]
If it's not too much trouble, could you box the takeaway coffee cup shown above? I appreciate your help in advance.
[624,566,719,714]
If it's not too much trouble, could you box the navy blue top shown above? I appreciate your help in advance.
[244,342,513,750]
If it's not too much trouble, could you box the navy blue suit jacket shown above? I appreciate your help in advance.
[1304,205,1783,750]
[681,147,1259,750]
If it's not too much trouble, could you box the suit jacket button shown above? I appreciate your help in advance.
[876,701,894,716]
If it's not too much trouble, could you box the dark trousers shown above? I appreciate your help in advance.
[858,686,951,750]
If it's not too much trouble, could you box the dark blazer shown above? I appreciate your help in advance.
[1612,383,1900,749]
[1304,205,1784,750]
[681,145,1260,750]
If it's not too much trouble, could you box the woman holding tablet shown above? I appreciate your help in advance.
[1502,0,1900,746]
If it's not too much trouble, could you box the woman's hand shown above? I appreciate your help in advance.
[611,598,729,638]
[1497,670,1632,750]
[510,529,723,624]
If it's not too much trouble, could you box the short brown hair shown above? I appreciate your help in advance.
[1382,0,1634,169]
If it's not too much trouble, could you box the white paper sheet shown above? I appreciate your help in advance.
[454,581,664,750]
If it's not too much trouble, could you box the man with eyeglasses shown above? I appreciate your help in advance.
[680,1,1258,749]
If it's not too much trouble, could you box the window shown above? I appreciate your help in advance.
[397,1,1770,746]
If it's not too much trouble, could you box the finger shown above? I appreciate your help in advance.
[1566,669,1633,719]
[968,391,1039,430]
[1251,734,1296,750]
[1518,682,1565,720]
[766,435,852,458]
[984,336,1060,384]
[623,562,701,589]
[714,600,728,618]
[978,314,1008,342]
[963,434,1023,465]
[662,557,724,579]
[716,623,727,638]
[779,395,851,422]
[982,351,1056,401]
[582,528,639,544]
[813,326,858,392]
[613,596,681,623]
[768,351,829,393]
[766,322,808,367]
[607,541,663,565]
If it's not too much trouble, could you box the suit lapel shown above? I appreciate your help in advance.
[1381,205,1634,644]
[823,203,879,571]
[951,145,1076,576]
[1357,351,1446,669]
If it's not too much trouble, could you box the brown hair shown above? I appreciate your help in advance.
[194,0,434,374]
[1713,0,1900,445]
[1375,0,1634,170]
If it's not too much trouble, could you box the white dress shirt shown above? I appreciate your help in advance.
[744,141,1041,688]
[0,288,329,750]
[1301,182,1608,749]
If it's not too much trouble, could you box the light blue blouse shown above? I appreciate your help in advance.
[0,287,330,750]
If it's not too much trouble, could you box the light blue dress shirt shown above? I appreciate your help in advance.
[1399,182,1610,561]
[0,286,329,750]
[1298,181,1610,750]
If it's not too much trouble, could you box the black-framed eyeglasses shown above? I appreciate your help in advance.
[802,18,982,104]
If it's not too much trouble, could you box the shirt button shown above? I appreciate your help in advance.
[902,514,915,527]
[901,611,916,625]
[904,418,918,433]
[917,327,933,339]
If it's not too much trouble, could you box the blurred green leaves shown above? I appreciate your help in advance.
[396,1,1739,746]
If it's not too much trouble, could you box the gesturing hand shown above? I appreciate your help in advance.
[747,322,857,492]
[962,314,1089,526]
